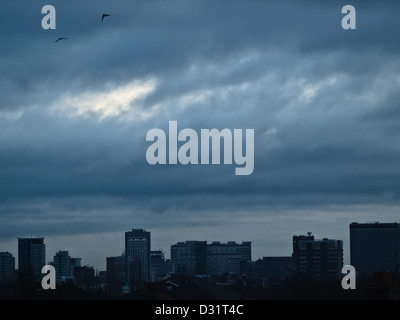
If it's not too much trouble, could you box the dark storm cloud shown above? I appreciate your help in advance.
[1,0,400,248]
[2,0,399,111]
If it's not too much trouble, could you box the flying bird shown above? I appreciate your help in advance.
[55,37,68,42]
[101,14,110,22]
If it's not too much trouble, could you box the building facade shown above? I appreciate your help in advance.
[254,256,292,286]
[69,257,81,277]
[53,250,70,282]
[73,265,96,291]
[150,250,174,281]
[171,241,207,275]
[292,233,343,281]
[125,229,151,289]
[171,241,251,276]
[206,241,251,275]
[18,238,46,277]
[350,222,400,278]
[106,254,127,296]
[0,252,15,285]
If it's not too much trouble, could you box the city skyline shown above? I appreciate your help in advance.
[1,1,400,286]
[1,220,397,272]
[2,221,399,300]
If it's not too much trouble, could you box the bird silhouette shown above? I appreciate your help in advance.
[55,37,68,43]
[101,14,110,22]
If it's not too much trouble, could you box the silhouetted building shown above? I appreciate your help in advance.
[151,250,165,264]
[98,271,107,290]
[240,260,254,278]
[74,266,95,291]
[125,229,151,290]
[171,241,207,275]
[350,222,400,279]
[69,257,81,278]
[254,256,292,286]
[0,252,15,286]
[53,250,70,282]
[171,241,252,276]
[150,250,175,281]
[106,254,127,296]
[292,232,343,281]
[206,241,251,275]
[18,238,45,277]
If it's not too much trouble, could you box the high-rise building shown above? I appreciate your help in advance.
[150,250,175,281]
[171,241,207,275]
[125,229,151,289]
[350,222,400,278]
[18,238,46,277]
[69,257,81,279]
[254,256,292,286]
[73,265,96,291]
[53,250,70,282]
[151,250,165,263]
[0,252,15,285]
[106,254,127,296]
[206,241,251,275]
[171,241,252,276]
[292,233,343,281]
[240,260,254,278]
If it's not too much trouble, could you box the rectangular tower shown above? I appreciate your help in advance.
[350,222,400,278]
[125,229,151,289]
[206,241,251,275]
[0,252,15,285]
[53,250,70,281]
[18,238,46,277]
[292,233,343,280]
[171,241,207,275]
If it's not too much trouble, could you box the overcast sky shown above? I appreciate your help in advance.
[1,0,400,270]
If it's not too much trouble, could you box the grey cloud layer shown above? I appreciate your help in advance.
[1,1,400,244]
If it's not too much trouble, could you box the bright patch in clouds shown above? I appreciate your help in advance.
[298,77,338,103]
[52,79,157,120]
